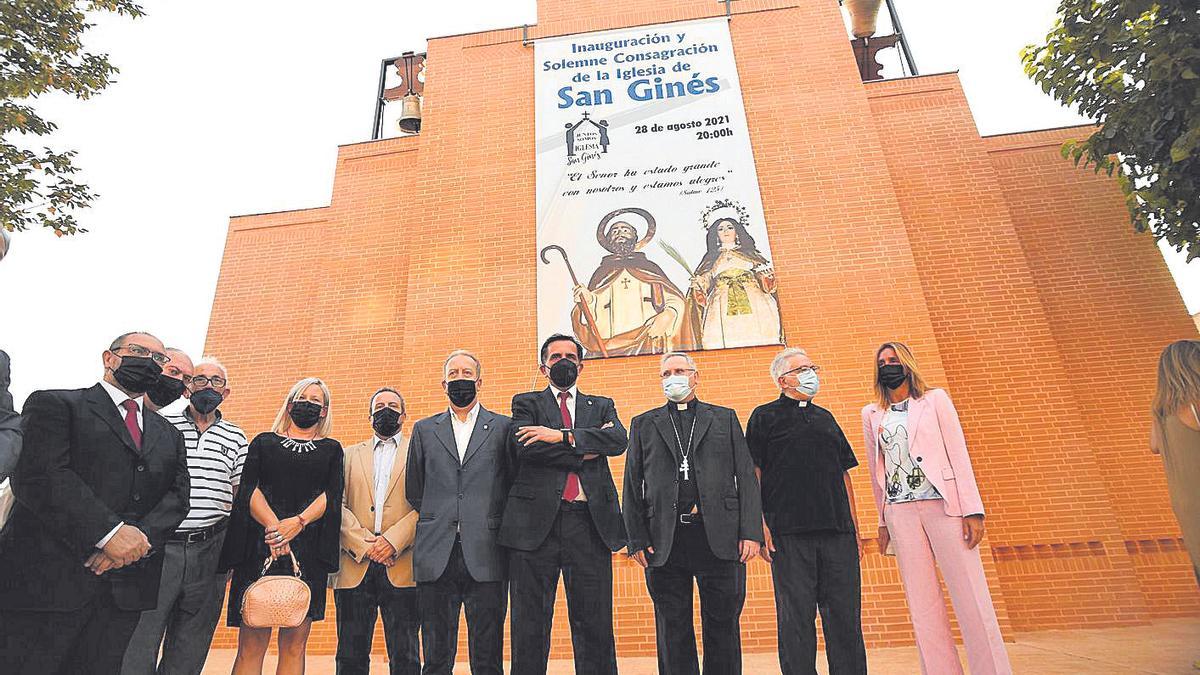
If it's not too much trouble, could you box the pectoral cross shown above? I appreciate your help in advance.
[679,456,690,480]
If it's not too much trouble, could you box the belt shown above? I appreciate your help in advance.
[170,518,228,544]
[679,512,703,525]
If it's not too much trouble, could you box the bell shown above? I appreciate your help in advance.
[398,93,422,134]
[844,0,883,38]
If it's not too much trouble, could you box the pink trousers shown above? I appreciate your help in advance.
[884,500,1012,675]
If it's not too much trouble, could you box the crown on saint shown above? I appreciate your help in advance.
[700,199,749,230]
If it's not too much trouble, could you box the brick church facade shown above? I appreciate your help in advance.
[205,0,1199,657]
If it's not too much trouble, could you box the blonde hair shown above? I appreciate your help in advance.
[873,341,929,408]
[271,377,333,439]
[1152,340,1200,419]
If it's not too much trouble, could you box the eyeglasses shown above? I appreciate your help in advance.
[784,365,821,376]
[191,375,227,388]
[115,344,170,366]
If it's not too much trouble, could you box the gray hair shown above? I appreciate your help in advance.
[659,351,697,372]
[369,387,406,414]
[770,347,809,388]
[443,349,483,380]
[0,227,9,261]
[163,347,195,370]
[196,355,229,381]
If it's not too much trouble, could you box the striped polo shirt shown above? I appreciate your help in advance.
[164,409,248,531]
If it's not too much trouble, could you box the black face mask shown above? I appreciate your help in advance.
[878,364,907,390]
[190,388,224,415]
[548,358,579,389]
[372,407,403,438]
[446,379,477,408]
[146,375,187,408]
[288,400,323,429]
[112,355,163,395]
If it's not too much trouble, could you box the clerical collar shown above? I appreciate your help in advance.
[670,399,698,412]
[777,392,809,407]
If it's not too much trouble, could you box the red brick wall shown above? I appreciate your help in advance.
[204,0,1198,657]
[984,126,1200,620]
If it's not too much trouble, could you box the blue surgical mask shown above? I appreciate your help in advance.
[662,375,693,403]
[795,370,820,398]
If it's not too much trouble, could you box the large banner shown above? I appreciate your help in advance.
[535,17,783,359]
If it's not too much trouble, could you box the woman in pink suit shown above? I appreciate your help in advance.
[862,342,1011,675]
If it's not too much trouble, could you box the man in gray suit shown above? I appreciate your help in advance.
[406,350,512,675]
[0,350,21,483]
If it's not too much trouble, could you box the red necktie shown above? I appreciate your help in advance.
[122,399,142,449]
[559,391,581,502]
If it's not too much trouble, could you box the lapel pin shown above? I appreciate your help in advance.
[483,424,489,430]
[587,401,593,405]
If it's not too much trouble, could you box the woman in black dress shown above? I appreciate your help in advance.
[219,377,343,675]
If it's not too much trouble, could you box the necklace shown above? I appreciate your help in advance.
[668,412,697,480]
[280,437,318,454]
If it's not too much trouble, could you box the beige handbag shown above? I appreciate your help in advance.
[241,550,311,628]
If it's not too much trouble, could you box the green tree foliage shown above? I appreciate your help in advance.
[1022,1,1199,258]
[1,0,144,236]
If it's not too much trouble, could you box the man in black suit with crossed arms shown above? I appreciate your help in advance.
[0,331,190,674]
[500,334,627,675]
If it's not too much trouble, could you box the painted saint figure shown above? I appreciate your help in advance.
[687,217,782,350]
[571,208,696,357]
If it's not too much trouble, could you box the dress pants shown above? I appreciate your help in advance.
[418,538,507,675]
[334,561,421,675]
[509,501,617,675]
[121,531,228,675]
[644,520,746,675]
[0,585,141,675]
[884,500,1012,675]
[770,532,866,675]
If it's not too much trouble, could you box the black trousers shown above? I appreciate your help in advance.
[771,532,867,675]
[644,521,746,675]
[508,501,617,675]
[418,539,507,675]
[0,587,141,675]
[334,561,421,675]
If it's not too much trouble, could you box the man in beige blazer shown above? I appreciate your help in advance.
[334,388,420,675]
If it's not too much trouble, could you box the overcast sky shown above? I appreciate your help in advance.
[1,0,1195,407]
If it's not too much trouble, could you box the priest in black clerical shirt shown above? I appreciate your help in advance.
[623,352,762,675]
[746,347,867,675]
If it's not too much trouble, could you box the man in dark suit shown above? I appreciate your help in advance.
[500,334,627,675]
[406,349,512,675]
[0,331,190,675]
[623,352,763,675]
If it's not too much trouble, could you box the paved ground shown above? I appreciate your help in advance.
[201,617,1199,673]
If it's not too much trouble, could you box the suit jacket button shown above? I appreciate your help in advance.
[370,506,375,512]
[132,494,142,502]
[136,464,146,472]
[916,456,923,462]
[458,494,464,500]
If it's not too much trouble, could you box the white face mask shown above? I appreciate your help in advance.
[662,374,693,403]
[793,369,820,397]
